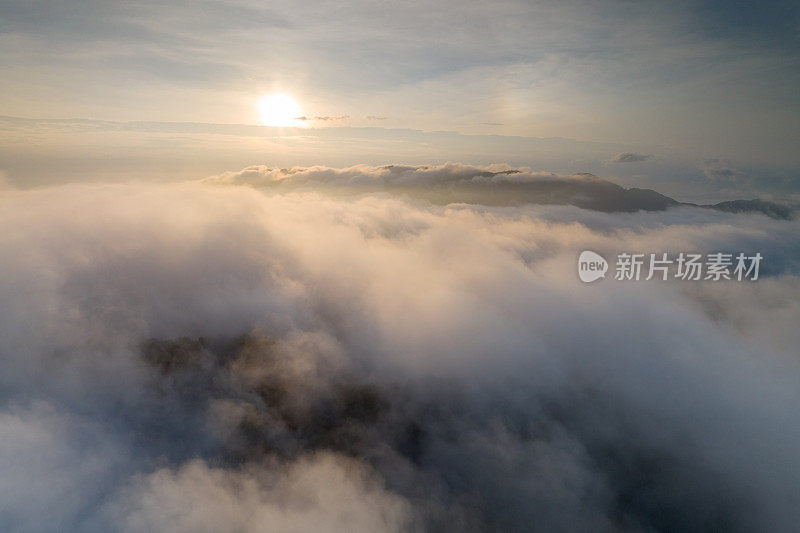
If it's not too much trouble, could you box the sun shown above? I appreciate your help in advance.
[258,93,305,127]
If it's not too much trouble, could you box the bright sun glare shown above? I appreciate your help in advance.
[258,93,305,127]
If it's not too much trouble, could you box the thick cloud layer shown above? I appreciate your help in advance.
[204,163,796,219]
[1,174,800,532]
[202,163,680,213]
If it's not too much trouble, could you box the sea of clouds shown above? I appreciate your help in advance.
[1,164,799,532]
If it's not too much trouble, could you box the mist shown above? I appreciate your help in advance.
[1,174,799,532]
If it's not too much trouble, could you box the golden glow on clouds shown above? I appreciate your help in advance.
[258,93,306,127]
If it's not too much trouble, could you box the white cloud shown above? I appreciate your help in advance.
[109,455,412,533]
[0,176,799,530]
[703,158,745,181]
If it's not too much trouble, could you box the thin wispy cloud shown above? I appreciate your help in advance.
[703,158,745,181]
[609,152,651,163]
[295,115,350,122]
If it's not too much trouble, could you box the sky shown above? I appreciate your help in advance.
[1,0,799,200]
